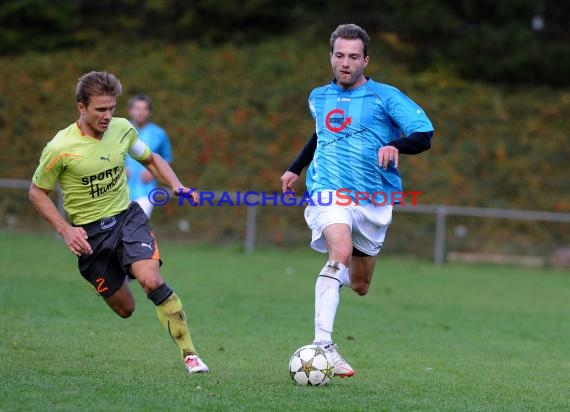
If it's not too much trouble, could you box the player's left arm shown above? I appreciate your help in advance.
[160,130,174,164]
[378,90,434,169]
[386,131,432,154]
[141,131,173,183]
[140,153,198,203]
[379,131,433,169]
[129,136,197,203]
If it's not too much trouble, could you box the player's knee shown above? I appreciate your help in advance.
[352,281,370,296]
[332,244,352,265]
[354,285,369,296]
[115,303,135,318]
[140,276,164,294]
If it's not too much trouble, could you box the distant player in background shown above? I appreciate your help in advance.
[29,71,208,374]
[126,94,173,217]
[281,24,434,377]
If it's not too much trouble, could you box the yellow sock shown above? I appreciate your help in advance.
[155,293,197,358]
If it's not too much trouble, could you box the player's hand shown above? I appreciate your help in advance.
[378,146,399,169]
[141,170,154,183]
[280,171,299,196]
[174,187,199,205]
[62,225,92,257]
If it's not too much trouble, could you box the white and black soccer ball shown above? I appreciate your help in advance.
[289,344,333,386]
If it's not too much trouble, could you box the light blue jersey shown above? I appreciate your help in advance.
[126,122,172,200]
[306,78,434,204]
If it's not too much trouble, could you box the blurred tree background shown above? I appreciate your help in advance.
[0,0,569,257]
[1,0,568,85]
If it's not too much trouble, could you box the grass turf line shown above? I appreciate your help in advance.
[0,232,569,411]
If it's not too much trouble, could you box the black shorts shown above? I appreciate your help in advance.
[77,202,161,299]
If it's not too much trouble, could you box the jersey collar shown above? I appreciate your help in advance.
[331,77,371,92]
[74,121,104,142]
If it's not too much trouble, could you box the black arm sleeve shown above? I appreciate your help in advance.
[385,131,433,154]
[287,132,317,174]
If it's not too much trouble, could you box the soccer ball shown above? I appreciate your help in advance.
[289,345,333,386]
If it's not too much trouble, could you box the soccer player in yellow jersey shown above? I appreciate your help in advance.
[29,71,209,374]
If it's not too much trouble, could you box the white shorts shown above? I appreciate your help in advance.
[304,190,393,256]
[134,196,154,217]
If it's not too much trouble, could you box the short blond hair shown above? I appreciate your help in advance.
[76,71,122,106]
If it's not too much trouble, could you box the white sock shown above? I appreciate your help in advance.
[339,266,351,287]
[313,261,348,344]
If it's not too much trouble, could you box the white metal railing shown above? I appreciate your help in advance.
[393,204,570,264]
[2,178,570,264]
[0,178,64,214]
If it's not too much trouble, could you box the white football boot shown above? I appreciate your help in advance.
[318,342,355,378]
[184,354,209,374]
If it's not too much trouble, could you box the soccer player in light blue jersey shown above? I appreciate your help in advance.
[281,24,434,377]
[126,95,173,217]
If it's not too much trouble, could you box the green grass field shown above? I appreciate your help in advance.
[0,232,569,411]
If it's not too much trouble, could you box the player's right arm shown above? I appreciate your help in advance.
[30,141,92,257]
[29,184,92,257]
[280,132,317,194]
